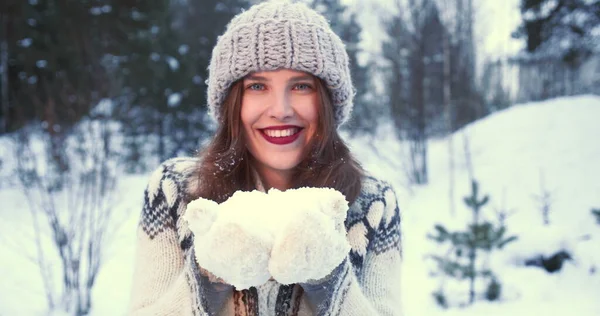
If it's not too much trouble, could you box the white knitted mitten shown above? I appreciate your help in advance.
[268,188,351,285]
[183,191,273,290]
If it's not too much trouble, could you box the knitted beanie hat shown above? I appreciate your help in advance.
[206,0,354,127]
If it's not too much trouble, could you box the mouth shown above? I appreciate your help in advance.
[259,125,303,145]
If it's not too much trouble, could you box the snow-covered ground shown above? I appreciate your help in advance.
[352,95,600,315]
[1,94,599,315]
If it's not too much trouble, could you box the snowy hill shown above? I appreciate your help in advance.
[352,94,600,315]
[1,95,599,315]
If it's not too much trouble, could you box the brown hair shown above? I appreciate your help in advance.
[190,75,364,204]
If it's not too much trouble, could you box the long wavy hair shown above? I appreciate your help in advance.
[189,75,364,204]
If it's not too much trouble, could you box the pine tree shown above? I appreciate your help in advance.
[428,180,518,306]
[513,0,600,66]
[340,13,377,134]
[382,0,446,184]
[114,0,247,169]
[0,0,139,176]
[480,59,511,113]
[1,0,118,133]
[309,0,375,134]
[448,0,486,131]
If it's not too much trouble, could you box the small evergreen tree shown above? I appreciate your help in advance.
[428,180,518,307]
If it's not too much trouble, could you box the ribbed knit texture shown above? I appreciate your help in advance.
[206,0,354,127]
[128,157,403,315]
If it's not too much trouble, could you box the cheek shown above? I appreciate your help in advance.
[240,99,265,151]
[308,105,319,124]
[240,101,258,131]
[299,98,319,130]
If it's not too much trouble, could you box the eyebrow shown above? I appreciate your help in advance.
[289,75,314,83]
[244,75,268,82]
[244,74,314,83]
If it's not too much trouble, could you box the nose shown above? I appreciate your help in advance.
[266,90,294,120]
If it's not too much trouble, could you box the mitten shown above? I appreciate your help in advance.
[268,188,351,285]
[184,190,273,290]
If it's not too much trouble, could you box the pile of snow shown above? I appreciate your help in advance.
[185,187,350,289]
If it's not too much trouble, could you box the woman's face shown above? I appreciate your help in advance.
[241,69,319,183]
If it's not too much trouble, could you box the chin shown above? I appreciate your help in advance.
[259,152,303,172]
[266,159,302,172]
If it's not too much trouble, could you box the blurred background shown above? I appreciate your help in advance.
[0,0,599,315]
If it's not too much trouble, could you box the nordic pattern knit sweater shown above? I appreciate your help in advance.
[128,157,403,315]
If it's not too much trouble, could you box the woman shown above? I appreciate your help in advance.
[128,1,403,315]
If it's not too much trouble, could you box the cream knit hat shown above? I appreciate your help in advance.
[206,0,354,127]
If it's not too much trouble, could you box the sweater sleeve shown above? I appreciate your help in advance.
[127,159,232,316]
[301,181,403,316]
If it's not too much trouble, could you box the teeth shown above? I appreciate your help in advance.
[264,128,298,138]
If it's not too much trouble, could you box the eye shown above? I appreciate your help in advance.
[293,83,313,91]
[246,83,265,91]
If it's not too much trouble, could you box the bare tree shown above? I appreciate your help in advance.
[13,107,121,315]
[493,188,517,228]
[532,170,553,226]
[432,0,481,215]
[480,58,512,112]
[382,0,446,185]
[382,0,481,189]
[436,0,457,215]
[461,131,475,183]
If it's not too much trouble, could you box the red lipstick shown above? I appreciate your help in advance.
[260,125,303,145]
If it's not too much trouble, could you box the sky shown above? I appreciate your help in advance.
[342,0,524,67]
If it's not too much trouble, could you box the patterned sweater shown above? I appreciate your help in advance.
[128,157,403,316]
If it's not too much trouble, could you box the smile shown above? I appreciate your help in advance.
[260,126,303,145]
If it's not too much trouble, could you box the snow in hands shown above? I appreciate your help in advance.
[183,187,351,290]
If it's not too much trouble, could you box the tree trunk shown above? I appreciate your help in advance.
[0,13,9,133]
[157,112,166,161]
[443,28,455,216]
[468,231,476,304]
[412,41,427,185]
[468,194,480,304]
